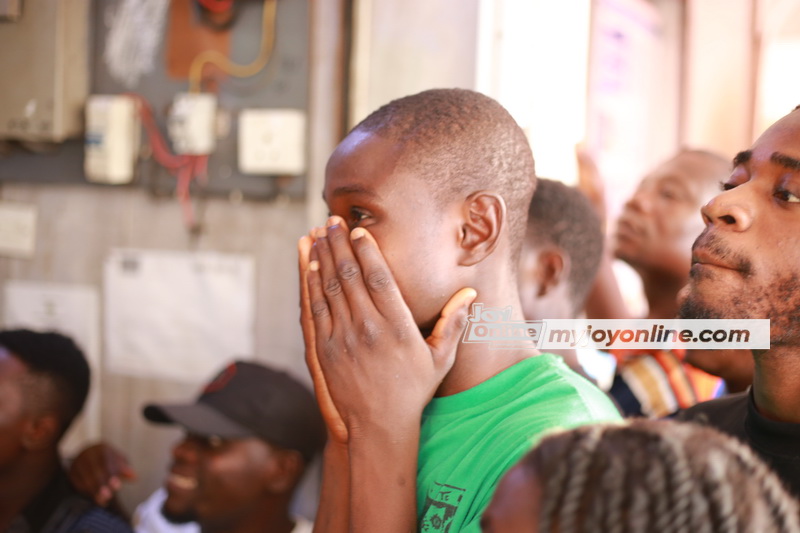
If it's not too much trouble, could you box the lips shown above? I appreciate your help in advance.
[691,249,740,271]
[615,216,643,239]
[689,231,754,277]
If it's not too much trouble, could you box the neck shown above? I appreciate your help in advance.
[438,281,537,397]
[0,450,60,530]
[751,347,800,424]
[637,268,687,319]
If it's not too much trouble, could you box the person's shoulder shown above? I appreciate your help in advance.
[67,505,135,533]
[677,390,748,418]
[674,391,749,435]
[504,354,622,423]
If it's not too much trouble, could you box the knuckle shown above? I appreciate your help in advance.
[365,269,391,292]
[310,300,330,318]
[322,339,338,360]
[337,260,361,283]
[359,319,382,346]
[324,277,343,296]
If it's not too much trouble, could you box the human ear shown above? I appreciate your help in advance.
[458,191,505,266]
[21,414,60,451]
[534,246,569,298]
[263,449,304,494]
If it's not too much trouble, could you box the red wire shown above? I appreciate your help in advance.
[196,0,234,14]
[126,93,202,230]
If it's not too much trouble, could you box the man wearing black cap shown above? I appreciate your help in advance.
[70,360,325,533]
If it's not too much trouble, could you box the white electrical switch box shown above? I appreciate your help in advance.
[84,95,140,185]
[238,109,306,175]
[0,201,37,258]
[168,93,217,155]
[0,0,22,21]
[0,0,89,141]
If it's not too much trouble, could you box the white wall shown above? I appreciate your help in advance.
[349,0,480,127]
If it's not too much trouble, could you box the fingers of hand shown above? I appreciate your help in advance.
[315,217,377,325]
[427,288,478,372]
[306,245,333,345]
[298,235,317,352]
[350,227,410,323]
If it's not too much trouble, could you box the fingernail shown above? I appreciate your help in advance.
[312,227,327,239]
[351,227,367,240]
[327,216,343,227]
[309,260,320,272]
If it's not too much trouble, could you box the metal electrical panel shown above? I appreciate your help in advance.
[0,0,90,141]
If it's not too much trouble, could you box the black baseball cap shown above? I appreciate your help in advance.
[143,360,326,463]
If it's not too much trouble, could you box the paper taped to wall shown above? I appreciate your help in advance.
[104,248,255,382]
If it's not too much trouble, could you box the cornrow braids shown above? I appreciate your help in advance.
[519,419,800,533]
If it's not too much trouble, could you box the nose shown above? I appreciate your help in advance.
[624,187,652,214]
[700,187,753,231]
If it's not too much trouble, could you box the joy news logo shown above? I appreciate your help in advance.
[462,303,543,349]
[462,303,770,350]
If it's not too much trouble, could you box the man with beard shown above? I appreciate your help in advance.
[583,150,748,417]
[676,105,800,498]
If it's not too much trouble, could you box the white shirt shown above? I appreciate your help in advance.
[133,488,313,533]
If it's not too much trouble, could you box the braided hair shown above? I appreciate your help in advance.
[521,419,800,533]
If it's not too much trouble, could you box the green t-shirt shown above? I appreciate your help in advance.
[417,353,621,532]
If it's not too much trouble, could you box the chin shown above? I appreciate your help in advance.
[677,293,720,320]
[161,504,198,525]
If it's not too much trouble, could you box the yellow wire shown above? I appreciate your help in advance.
[188,0,277,93]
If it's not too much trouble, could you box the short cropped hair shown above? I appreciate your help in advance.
[353,88,537,266]
[0,329,90,437]
[525,179,603,313]
[521,419,800,533]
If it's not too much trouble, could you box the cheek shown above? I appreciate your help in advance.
[374,229,457,326]
[197,456,261,507]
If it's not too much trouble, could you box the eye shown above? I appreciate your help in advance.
[659,188,677,200]
[775,187,800,203]
[189,434,226,450]
[349,207,371,227]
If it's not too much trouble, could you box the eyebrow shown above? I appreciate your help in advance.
[321,184,380,204]
[732,151,751,167]
[771,152,800,171]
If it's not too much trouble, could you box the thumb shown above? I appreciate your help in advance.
[427,288,478,376]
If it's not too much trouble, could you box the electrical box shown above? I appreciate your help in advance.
[0,0,22,21]
[167,93,218,155]
[238,109,307,175]
[0,0,90,141]
[84,95,141,185]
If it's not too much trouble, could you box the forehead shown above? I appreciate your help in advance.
[323,130,407,202]
[0,348,26,379]
[749,111,800,159]
[0,349,27,404]
[639,153,725,199]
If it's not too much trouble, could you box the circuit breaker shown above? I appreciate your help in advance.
[167,93,218,155]
[0,0,90,141]
[84,95,140,184]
